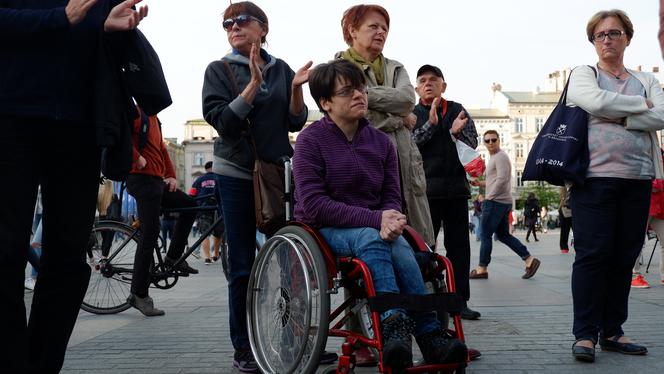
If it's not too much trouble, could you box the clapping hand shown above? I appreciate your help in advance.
[451,110,468,135]
[104,0,148,32]
[428,97,441,125]
[292,61,313,87]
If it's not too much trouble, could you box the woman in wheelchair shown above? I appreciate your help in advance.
[292,59,468,370]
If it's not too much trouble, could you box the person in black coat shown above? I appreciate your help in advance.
[524,193,541,242]
[0,1,147,372]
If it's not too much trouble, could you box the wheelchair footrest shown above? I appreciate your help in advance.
[367,293,464,314]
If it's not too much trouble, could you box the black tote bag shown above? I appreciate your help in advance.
[522,67,596,186]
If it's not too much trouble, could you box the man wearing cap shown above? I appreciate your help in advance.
[412,64,481,321]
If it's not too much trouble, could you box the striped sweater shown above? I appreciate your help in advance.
[293,116,401,229]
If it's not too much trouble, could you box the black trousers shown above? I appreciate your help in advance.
[0,117,100,373]
[570,178,650,341]
[428,197,471,301]
[559,213,573,250]
[526,222,538,241]
[126,174,197,297]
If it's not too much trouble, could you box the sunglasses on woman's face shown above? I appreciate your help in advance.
[222,14,263,31]
[484,138,498,144]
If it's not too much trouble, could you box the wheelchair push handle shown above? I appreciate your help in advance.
[278,156,293,221]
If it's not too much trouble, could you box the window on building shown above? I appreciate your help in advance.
[514,118,524,133]
[516,170,524,187]
[515,143,524,158]
[536,118,544,132]
[194,152,204,166]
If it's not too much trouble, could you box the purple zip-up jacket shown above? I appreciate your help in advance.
[293,115,401,229]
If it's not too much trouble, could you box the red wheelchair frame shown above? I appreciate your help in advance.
[247,158,468,373]
[290,221,468,374]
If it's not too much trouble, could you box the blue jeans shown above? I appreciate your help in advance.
[479,200,530,267]
[472,215,482,241]
[570,178,650,342]
[319,227,439,336]
[217,175,256,351]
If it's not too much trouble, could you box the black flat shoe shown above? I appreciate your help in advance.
[572,339,595,362]
[460,306,481,320]
[599,335,648,355]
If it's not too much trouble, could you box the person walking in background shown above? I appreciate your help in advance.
[469,131,541,280]
[336,4,435,247]
[472,194,484,241]
[559,186,573,254]
[25,219,43,291]
[411,64,481,321]
[190,161,225,265]
[126,109,199,317]
[160,211,176,251]
[631,150,664,289]
[524,192,540,243]
[567,9,664,362]
[541,206,549,233]
[202,2,312,371]
[0,1,148,372]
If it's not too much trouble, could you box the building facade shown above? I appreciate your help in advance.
[164,138,185,190]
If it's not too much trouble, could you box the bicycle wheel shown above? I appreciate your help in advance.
[81,221,139,314]
[248,225,330,374]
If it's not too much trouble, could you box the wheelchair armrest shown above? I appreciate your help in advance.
[402,225,431,253]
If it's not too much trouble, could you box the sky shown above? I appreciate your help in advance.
[138,0,662,141]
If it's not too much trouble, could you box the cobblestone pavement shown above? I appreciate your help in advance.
[23,229,663,373]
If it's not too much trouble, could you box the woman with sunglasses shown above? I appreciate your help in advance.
[566,9,664,363]
[202,2,312,372]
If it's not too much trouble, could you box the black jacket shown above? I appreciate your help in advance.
[524,197,540,225]
[413,100,470,199]
[0,1,110,123]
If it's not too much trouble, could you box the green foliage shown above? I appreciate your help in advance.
[517,183,560,209]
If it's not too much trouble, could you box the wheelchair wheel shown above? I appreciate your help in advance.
[248,225,330,374]
[81,221,138,314]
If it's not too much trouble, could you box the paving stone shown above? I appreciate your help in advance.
[46,230,664,373]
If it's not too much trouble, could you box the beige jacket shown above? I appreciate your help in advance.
[567,64,664,179]
[336,52,434,245]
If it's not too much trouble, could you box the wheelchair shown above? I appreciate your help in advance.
[246,160,468,374]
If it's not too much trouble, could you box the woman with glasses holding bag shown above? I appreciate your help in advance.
[202,2,311,372]
[567,9,664,363]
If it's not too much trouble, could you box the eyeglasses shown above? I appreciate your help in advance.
[592,29,625,42]
[484,138,498,144]
[222,15,263,31]
[334,86,368,97]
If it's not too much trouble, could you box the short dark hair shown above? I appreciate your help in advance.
[417,64,444,81]
[223,1,269,43]
[341,4,390,46]
[309,60,366,113]
[204,161,213,170]
[483,130,499,139]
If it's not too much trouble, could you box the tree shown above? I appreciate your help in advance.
[517,183,560,210]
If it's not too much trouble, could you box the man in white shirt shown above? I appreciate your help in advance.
[469,130,541,280]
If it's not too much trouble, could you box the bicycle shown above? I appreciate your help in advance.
[81,192,224,314]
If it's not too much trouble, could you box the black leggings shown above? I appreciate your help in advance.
[526,223,538,241]
[126,174,197,297]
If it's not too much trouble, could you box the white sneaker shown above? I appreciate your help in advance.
[24,278,36,290]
